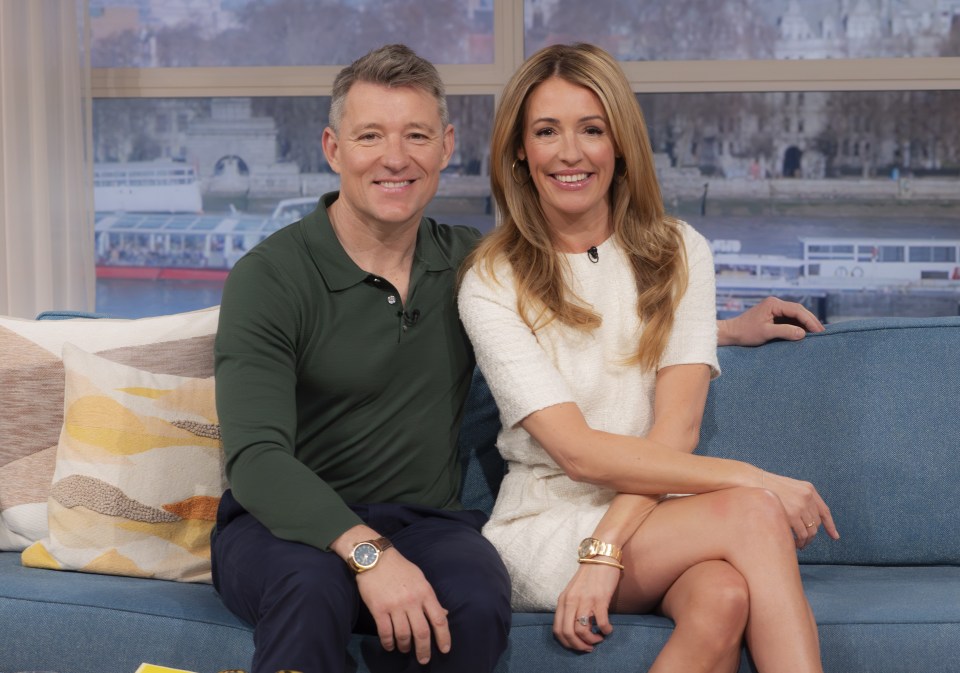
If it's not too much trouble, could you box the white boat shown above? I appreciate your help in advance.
[94,161,203,214]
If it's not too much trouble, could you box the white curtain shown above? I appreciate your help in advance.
[0,0,94,318]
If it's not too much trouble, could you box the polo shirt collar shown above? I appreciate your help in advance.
[300,192,454,291]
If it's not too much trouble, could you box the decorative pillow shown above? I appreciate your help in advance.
[21,343,224,583]
[0,307,218,551]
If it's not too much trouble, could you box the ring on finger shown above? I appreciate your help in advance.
[805,521,816,528]
[576,615,590,627]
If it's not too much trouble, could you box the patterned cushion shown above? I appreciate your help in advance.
[0,307,219,551]
[21,343,225,583]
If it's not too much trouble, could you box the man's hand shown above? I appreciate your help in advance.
[355,549,451,665]
[718,296,825,347]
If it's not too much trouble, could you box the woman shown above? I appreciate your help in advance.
[458,43,839,673]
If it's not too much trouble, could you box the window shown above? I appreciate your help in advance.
[879,246,906,262]
[912,246,958,263]
[523,0,960,60]
[89,0,960,320]
[91,1,494,67]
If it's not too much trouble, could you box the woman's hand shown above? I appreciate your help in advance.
[760,470,840,549]
[553,560,620,652]
[718,296,825,347]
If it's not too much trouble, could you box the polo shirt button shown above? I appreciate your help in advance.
[387,295,397,304]
[373,277,381,283]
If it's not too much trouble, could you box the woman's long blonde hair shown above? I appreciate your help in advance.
[464,43,687,370]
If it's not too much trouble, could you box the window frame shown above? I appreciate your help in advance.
[90,1,960,100]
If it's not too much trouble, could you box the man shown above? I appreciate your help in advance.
[212,45,511,673]
[212,43,824,673]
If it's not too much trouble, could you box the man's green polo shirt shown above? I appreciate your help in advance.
[215,192,481,550]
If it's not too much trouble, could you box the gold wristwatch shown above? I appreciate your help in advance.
[348,536,393,573]
[578,537,623,563]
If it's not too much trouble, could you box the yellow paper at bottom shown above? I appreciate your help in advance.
[135,664,198,673]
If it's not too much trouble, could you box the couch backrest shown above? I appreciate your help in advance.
[458,370,505,515]
[459,316,960,566]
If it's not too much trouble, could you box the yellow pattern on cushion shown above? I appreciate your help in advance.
[83,548,147,577]
[21,541,61,570]
[21,343,225,583]
[118,387,174,399]
[64,395,221,455]
[116,518,217,556]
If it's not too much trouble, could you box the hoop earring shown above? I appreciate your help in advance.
[615,157,628,182]
[511,159,529,185]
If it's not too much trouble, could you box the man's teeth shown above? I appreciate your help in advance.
[380,180,411,188]
[555,173,589,183]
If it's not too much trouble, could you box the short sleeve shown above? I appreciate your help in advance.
[458,262,576,429]
[659,224,721,379]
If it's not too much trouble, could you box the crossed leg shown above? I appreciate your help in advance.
[615,487,822,673]
[646,560,748,673]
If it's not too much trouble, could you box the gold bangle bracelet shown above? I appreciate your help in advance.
[578,557,625,571]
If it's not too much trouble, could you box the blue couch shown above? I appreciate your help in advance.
[2,315,960,673]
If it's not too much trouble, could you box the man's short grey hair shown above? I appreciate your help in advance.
[328,44,449,134]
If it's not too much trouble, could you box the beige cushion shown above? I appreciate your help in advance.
[0,307,219,551]
[21,343,224,583]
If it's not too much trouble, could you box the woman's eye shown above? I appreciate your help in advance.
[534,128,555,137]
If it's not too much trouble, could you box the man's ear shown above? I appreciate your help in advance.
[321,127,341,174]
[440,123,455,170]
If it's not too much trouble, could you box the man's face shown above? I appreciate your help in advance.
[322,82,454,232]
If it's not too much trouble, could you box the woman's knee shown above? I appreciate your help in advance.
[678,569,750,651]
[722,486,792,538]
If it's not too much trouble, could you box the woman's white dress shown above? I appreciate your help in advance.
[457,223,720,611]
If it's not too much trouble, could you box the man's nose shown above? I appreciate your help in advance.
[381,136,409,169]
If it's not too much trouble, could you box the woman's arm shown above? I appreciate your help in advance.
[553,362,711,652]
[522,401,837,544]
[520,403,754,492]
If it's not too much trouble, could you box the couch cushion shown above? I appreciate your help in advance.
[0,307,219,551]
[805,564,960,673]
[4,559,960,672]
[21,344,225,583]
[699,316,960,565]
[458,368,504,514]
[0,551,253,673]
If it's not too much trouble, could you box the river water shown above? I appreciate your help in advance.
[95,212,960,321]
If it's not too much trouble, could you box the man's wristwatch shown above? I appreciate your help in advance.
[578,537,623,563]
[348,536,394,573]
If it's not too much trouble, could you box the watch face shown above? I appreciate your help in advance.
[353,542,379,568]
[578,538,597,559]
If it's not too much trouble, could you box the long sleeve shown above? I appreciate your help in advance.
[215,252,362,550]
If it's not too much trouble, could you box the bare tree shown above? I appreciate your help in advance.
[537,0,775,61]
[221,0,476,66]
[92,29,146,68]
[446,96,494,175]
[939,19,960,57]
[251,97,331,173]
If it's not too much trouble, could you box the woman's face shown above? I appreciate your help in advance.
[519,76,616,229]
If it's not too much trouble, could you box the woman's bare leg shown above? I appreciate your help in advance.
[616,487,823,673]
[638,560,748,673]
